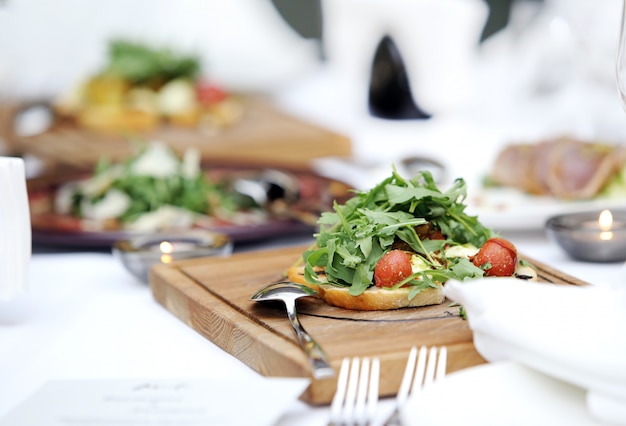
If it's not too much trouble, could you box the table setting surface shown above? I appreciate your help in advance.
[2,224,625,425]
[4,28,626,423]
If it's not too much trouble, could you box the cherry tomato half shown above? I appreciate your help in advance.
[472,237,518,277]
[374,250,413,287]
[196,81,228,104]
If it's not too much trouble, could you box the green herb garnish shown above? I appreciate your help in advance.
[459,305,467,320]
[103,39,201,86]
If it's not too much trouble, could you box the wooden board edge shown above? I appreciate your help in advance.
[149,262,338,404]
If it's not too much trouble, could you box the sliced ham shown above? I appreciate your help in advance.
[489,137,626,199]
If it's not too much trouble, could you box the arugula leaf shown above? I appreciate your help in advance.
[104,39,200,86]
[304,168,494,296]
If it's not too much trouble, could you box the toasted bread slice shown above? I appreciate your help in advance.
[286,265,444,311]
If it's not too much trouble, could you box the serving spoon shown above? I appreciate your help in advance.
[250,281,334,380]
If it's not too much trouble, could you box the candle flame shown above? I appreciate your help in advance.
[600,231,613,241]
[160,241,174,254]
[598,210,613,231]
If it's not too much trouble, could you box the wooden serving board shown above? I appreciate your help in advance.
[149,245,587,405]
[1,96,350,171]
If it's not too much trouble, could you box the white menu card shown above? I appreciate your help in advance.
[1,377,310,426]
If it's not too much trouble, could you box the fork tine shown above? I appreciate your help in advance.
[343,357,361,421]
[354,357,370,423]
[396,346,417,407]
[435,347,447,381]
[409,346,428,396]
[422,346,438,388]
[330,357,350,423]
[366,358,380,422]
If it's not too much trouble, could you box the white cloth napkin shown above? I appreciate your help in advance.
[444,278,626,425]
[0,156,31,300]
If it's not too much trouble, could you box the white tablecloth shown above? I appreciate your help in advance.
[1,228,624,425]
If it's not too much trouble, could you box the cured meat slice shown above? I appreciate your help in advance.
[489,137,626,199]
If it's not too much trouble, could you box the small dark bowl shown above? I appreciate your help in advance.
[545,210,626,263]
[113,230,233,283]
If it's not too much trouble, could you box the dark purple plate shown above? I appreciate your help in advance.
[28,167,349,249]
[30,220,316,248]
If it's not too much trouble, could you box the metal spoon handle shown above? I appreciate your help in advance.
[284,300,334,380]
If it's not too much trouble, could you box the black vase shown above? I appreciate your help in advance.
[368,35,431,120]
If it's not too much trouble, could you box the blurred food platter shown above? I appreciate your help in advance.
[1,96,351,173]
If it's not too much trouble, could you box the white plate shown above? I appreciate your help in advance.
[466,187,626,231]
[400,361,602,426]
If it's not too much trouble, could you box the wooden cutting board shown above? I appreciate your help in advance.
[2,96,350,171]
[149,245,587,405]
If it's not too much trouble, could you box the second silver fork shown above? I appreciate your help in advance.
[385,345,447,426]
[329,356,381,426]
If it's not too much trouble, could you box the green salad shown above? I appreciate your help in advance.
[55,142,258,231]
[303,168,494,299]
[103,39,201,86]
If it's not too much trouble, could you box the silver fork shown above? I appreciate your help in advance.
[329,356,381,426]
[385,346,447,426]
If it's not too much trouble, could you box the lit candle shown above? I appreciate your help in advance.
[113,230,233,283]
[580,210,621,239]
[158,240,203,263]
[546,209,626,262]
[160,241,174,253]
[159,240,199,252]
[598,210,613,241]
[141,239,201,253]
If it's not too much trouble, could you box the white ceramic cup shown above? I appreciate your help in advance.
[0,156,31,299]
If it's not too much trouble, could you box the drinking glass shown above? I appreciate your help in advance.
[0,156,30,299]
[616,0,626,110]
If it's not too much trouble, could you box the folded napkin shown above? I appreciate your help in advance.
[445,279,626,425]
[0,157,31,300]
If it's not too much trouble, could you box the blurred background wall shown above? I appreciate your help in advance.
[271,0,525,45]
[0,0,323,99]
[0,0,524,101]
[2,0,624,142]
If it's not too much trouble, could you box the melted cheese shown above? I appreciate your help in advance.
[81,189,130,220]
[130,142,179,178]
[410,254,431,273]
[157,79,197,116]
[125,205,195,232]
[182,147,201,179]
[445,243,479,259]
